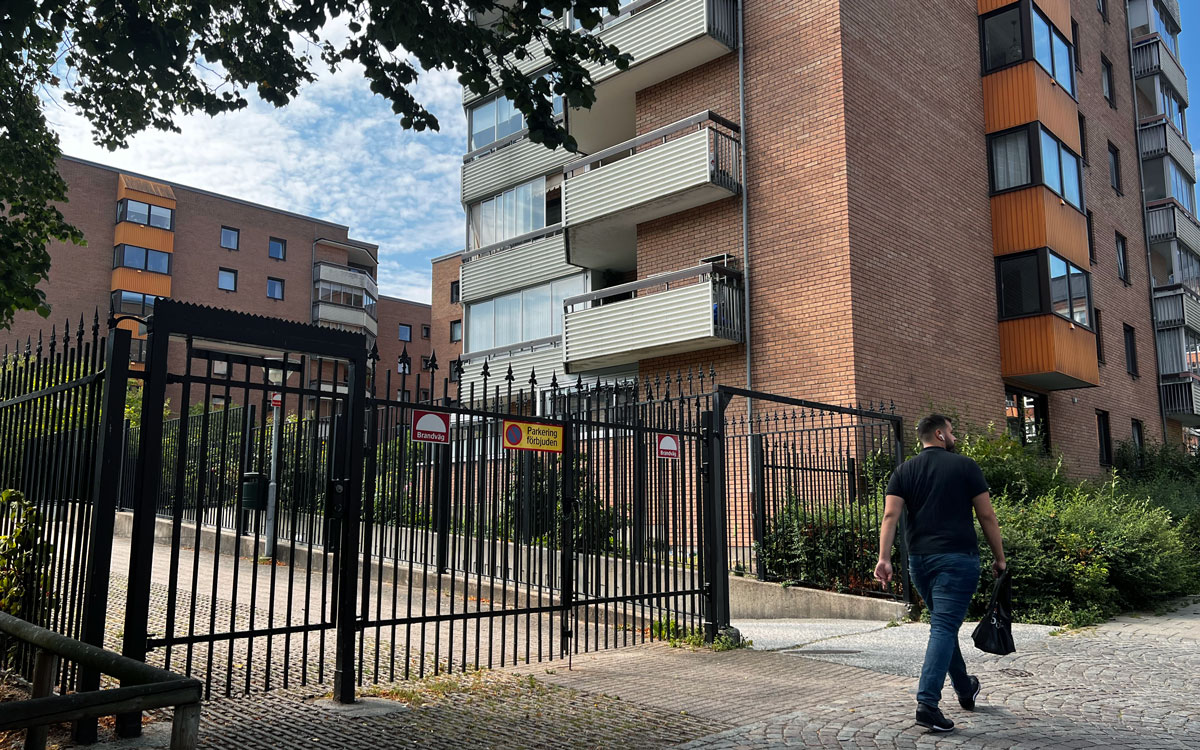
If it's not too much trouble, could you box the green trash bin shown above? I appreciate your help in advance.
[241,472,266,511]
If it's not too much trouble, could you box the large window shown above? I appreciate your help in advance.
[1101,56,1115,105]
[218,268,237,291]
[1169,159,1196,213]
[1097,410,1112,466]
[221,227,240,250]
[988,125,1083,209]
[1152,1,1180,56]
[982,6,1023,72]
[1124,324,1139,376]
[113,244,171,274]
[117,199,174,230]
[996,248,1091,327]
[468,175,562,250]
[1005,387,1049,451]
[315,280,378,319]
[1116,232,1129,283]
[1031,7,1074,94]
[110,290,159,317]
[468,91,564,151]
[466,273,586,352]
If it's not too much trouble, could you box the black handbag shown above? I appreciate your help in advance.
[971,568,1016,655]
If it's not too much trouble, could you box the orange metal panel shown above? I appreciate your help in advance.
[1049,314,1100,385]
[999,315,1099,387]
[1031,0,1071,39]
[983,63,1037,134]
[978,0,1019,14]
[117,174,177,206]
[991,186,1088,265]
[117,187,177,209]
[1033,65,1081,153]
[110,268,172,297]
[114,223,175,252]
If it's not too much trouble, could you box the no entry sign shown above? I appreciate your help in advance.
[502,420,564,453]
[656,433,680,460]
[412,409,451,444]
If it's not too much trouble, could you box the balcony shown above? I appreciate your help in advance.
[999,314,1100,390]
[462,0,737,108]
[311,302,378,337]
[462,136,575,205]
[562,263,743,371]
[1139,121,1196,180]
[1154,285,1200,331]
[1132,37,1188,107]
[457,336,567,400]
[1147,202,1200,254]
[1161,379,1200,427]
[562,112,741,269]
[460,227,573,303]
[313,262,379,299]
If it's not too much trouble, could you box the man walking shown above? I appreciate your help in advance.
[874,414,1006,732]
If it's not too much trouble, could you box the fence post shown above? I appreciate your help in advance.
[891,417,915,609]
[632,412,646,562]
[749,433,766,580]
[74,326,130,745]
[434,441,452,574]
[700,409,731,642]
[333,352,367,704]
[27,649,61,749]
[118,318,171,739]
[559,418,575,658]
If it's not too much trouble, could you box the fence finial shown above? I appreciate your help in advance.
[427,350,439,373]
[77,314,85,348]
[528,367,537,389]
[550,372,559,391]
[504,363,515,383]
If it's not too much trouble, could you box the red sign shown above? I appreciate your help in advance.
[270,392,282,408]
[656,433,680,460]
[412,409,451,444]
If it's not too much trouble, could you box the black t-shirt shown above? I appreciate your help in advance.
[885,446,989,556]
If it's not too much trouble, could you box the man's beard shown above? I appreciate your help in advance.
[944,436,957,453]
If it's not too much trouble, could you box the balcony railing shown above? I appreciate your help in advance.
[1161,378,1200,426]
[1147,202,1200,255]
[1139,120,1197,180]
[561,262,743,371]
[561,111,741,267]
[458,335,566,398]
[1154,284,1200,330]
[313,261,379,298]
[1132,37,1189,106]
[460,227,573,304]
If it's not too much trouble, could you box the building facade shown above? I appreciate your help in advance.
[439,0,1196,472]
[7,157,430,409]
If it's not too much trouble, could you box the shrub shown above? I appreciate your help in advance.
[0,490,57,621]
[956,428,1064,502]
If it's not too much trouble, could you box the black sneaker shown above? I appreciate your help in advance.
[957,675,981,711]
[915,703,955,732]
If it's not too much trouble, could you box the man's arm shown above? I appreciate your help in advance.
[971,491,1007,576]
[874,494,905,585]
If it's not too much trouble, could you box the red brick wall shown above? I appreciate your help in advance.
[376,295,433,401]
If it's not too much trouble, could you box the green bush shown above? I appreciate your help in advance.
[956,428,1065,502]
[970,480,1200,627]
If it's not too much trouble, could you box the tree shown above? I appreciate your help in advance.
[0,0,630,329]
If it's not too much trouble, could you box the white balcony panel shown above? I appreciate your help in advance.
[462,138,573,204]
[563,282,735,371]
[461,233,577,303]
[1162,379,1200,426]
[1148,204,1200,254]
[314,264,378,298]
[312,302,378,337]
[459,340,566,399]
[1143,123,1197,180]
[1154,287,1200,332]
[1133,38,1188,106]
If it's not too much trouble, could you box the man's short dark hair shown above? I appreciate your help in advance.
[918,414,952,444]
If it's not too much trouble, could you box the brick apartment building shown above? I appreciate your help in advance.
[5,156,431,410]
[435,0,1198,473]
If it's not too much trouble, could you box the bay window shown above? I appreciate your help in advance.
[468,90,564,151]
[987,124,1084,209]
[996,248,1092,328]
[1169,159,1196,214]
[1031,6,1074,94]
[468,175,562,250]
[466,273,586,352]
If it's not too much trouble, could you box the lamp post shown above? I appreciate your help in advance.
[266,361,284,558]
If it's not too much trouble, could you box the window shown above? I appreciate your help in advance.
[116,199,174,230]
[421,325,431,339]
[1169,159,1197,213]
[398,389,411,402]
[1095,308,1106,363]
[421,355,433,371]
[110,290,159,317]
[1005,387,1049,451]
[221,227,240,250]
[314,280,378,319]
[1124,324,1139,376]
[1116,233,1129,283]
[1078,113,1088,164]
[1071,19,1081,70]
[419,388,431,403]
[1097,410,1112,466]
[981,6,1023,72]
[468,175,561,250]
[267,277,285,300]
[450,280,461,304]
[467,91,563,151]
[1152,1,1179,56]
[211,395,227,410]
[1031,7,1074,94]
[987,125,1083,208]
[213,360,229,378]
[1101,56,1115,105]
[398,324,412,342]
[466,273,586,352]
[113,244,171,274]
[1096,0,1107,20]
[450,319,463,342]
[1108,143,1121,193]
[1132,419,1145,454]
[1162,86,1187,139]
[995,249,1091,327]
[218,268,237,292]
[1086,211,1096,264]
[269,237,286,260]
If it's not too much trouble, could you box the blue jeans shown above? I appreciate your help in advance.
[908,552,981,708]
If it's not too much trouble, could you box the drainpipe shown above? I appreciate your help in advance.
[737,0,751,421]
[1125,0,1170,442]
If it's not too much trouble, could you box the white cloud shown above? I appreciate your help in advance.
[41,23,467,304]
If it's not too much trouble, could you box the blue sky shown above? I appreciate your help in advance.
[1180,22,1198,176]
